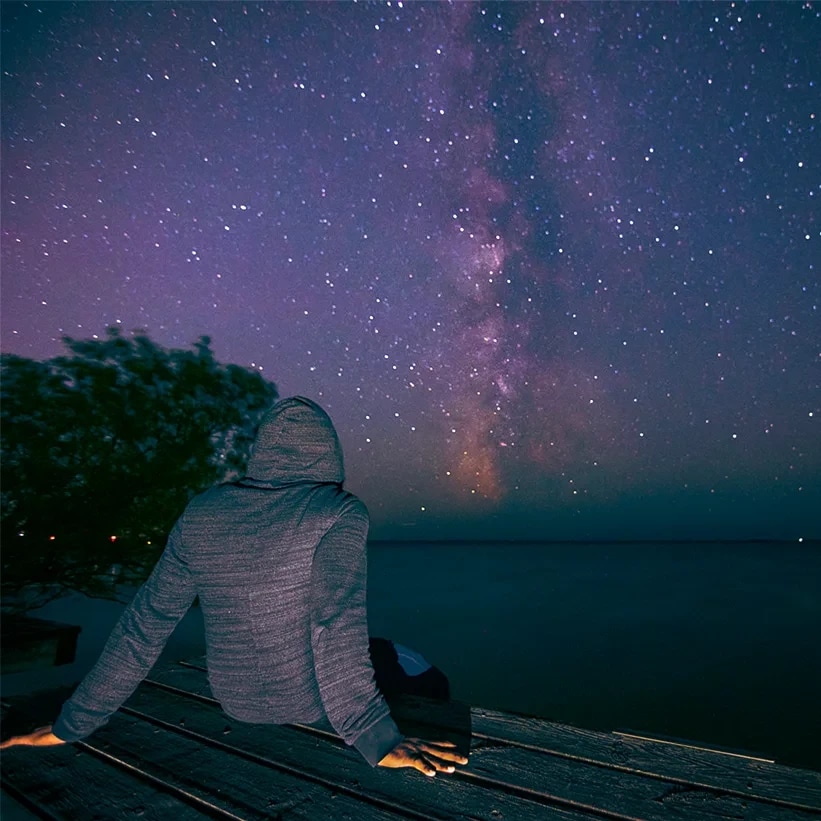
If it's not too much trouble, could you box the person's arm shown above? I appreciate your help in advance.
[50,521,196,742]
[0,726,64,749]
[309,499,404,765]
[309,501,468,775]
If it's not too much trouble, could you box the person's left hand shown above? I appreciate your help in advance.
[378,738,468,776]
[0,725,65,749]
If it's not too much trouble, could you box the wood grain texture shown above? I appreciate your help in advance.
[125,681,594,821]
[465,741,816,821]
[471,707,821,812]
[146,662,821,820]
[174,657,819,799]
[0,740,211,820]
[88,711,407,821]
[3,658,819,821]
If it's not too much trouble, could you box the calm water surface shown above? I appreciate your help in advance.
[368,541,821,770]
[4,541,819,770]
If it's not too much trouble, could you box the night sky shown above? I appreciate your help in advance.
[2,2,818,541]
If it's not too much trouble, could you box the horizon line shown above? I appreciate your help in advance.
[368,537,817,545]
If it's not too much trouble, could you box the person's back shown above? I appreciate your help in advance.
[182,396,362,723]
[185,480,350,723]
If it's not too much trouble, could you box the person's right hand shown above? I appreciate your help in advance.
[0,725,65,749]
[378,738,468,777]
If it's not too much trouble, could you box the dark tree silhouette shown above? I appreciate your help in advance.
[1,327,278,612]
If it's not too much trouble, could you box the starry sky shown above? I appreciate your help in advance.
[2,1,818,542]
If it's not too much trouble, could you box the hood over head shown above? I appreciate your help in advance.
[244,396,344,486]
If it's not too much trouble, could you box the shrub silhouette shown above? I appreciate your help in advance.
[1,327,278,612]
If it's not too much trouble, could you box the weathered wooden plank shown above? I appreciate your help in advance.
[160,659,213,695]
[1,780,58,821]
[77,743,251,820]
[158,663,815,821]
[159,661,821,819]
[287,711,815,821]
[133,671,601,821]
[11,657,816,821]
[89,709,412,821]
[465,740,815,821]
[164,659,821,818]
[0,617,81,674]
[0,740,213,820]
[471,707,821,812]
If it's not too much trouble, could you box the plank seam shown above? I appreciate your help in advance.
[156,670,821,815]
[119,703,447,821]
[451,770,644,821]
[612,731,775,763]
[1,777,63,821]
[76,741,248,821]
[126,699,645,821]
[468,730,821,814]
[144,676,723,820]
[143,677,350,750]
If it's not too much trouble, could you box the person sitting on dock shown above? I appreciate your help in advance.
[0,397,467,777]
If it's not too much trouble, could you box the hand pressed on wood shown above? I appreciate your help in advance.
[378,738,468,777]
[0,725,65,749]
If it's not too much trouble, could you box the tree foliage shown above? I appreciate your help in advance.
[1,328,278,611]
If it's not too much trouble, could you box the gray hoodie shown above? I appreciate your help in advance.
[53,397,403,765]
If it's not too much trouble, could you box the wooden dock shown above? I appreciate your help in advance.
[2,657,819,820]
[0,616,81,675]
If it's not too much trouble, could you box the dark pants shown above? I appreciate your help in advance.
[368,637,450,701]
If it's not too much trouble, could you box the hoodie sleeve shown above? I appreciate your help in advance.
[52,521,196,742]
[309,498,403,766]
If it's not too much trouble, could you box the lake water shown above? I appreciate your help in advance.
[3,540,819,770]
